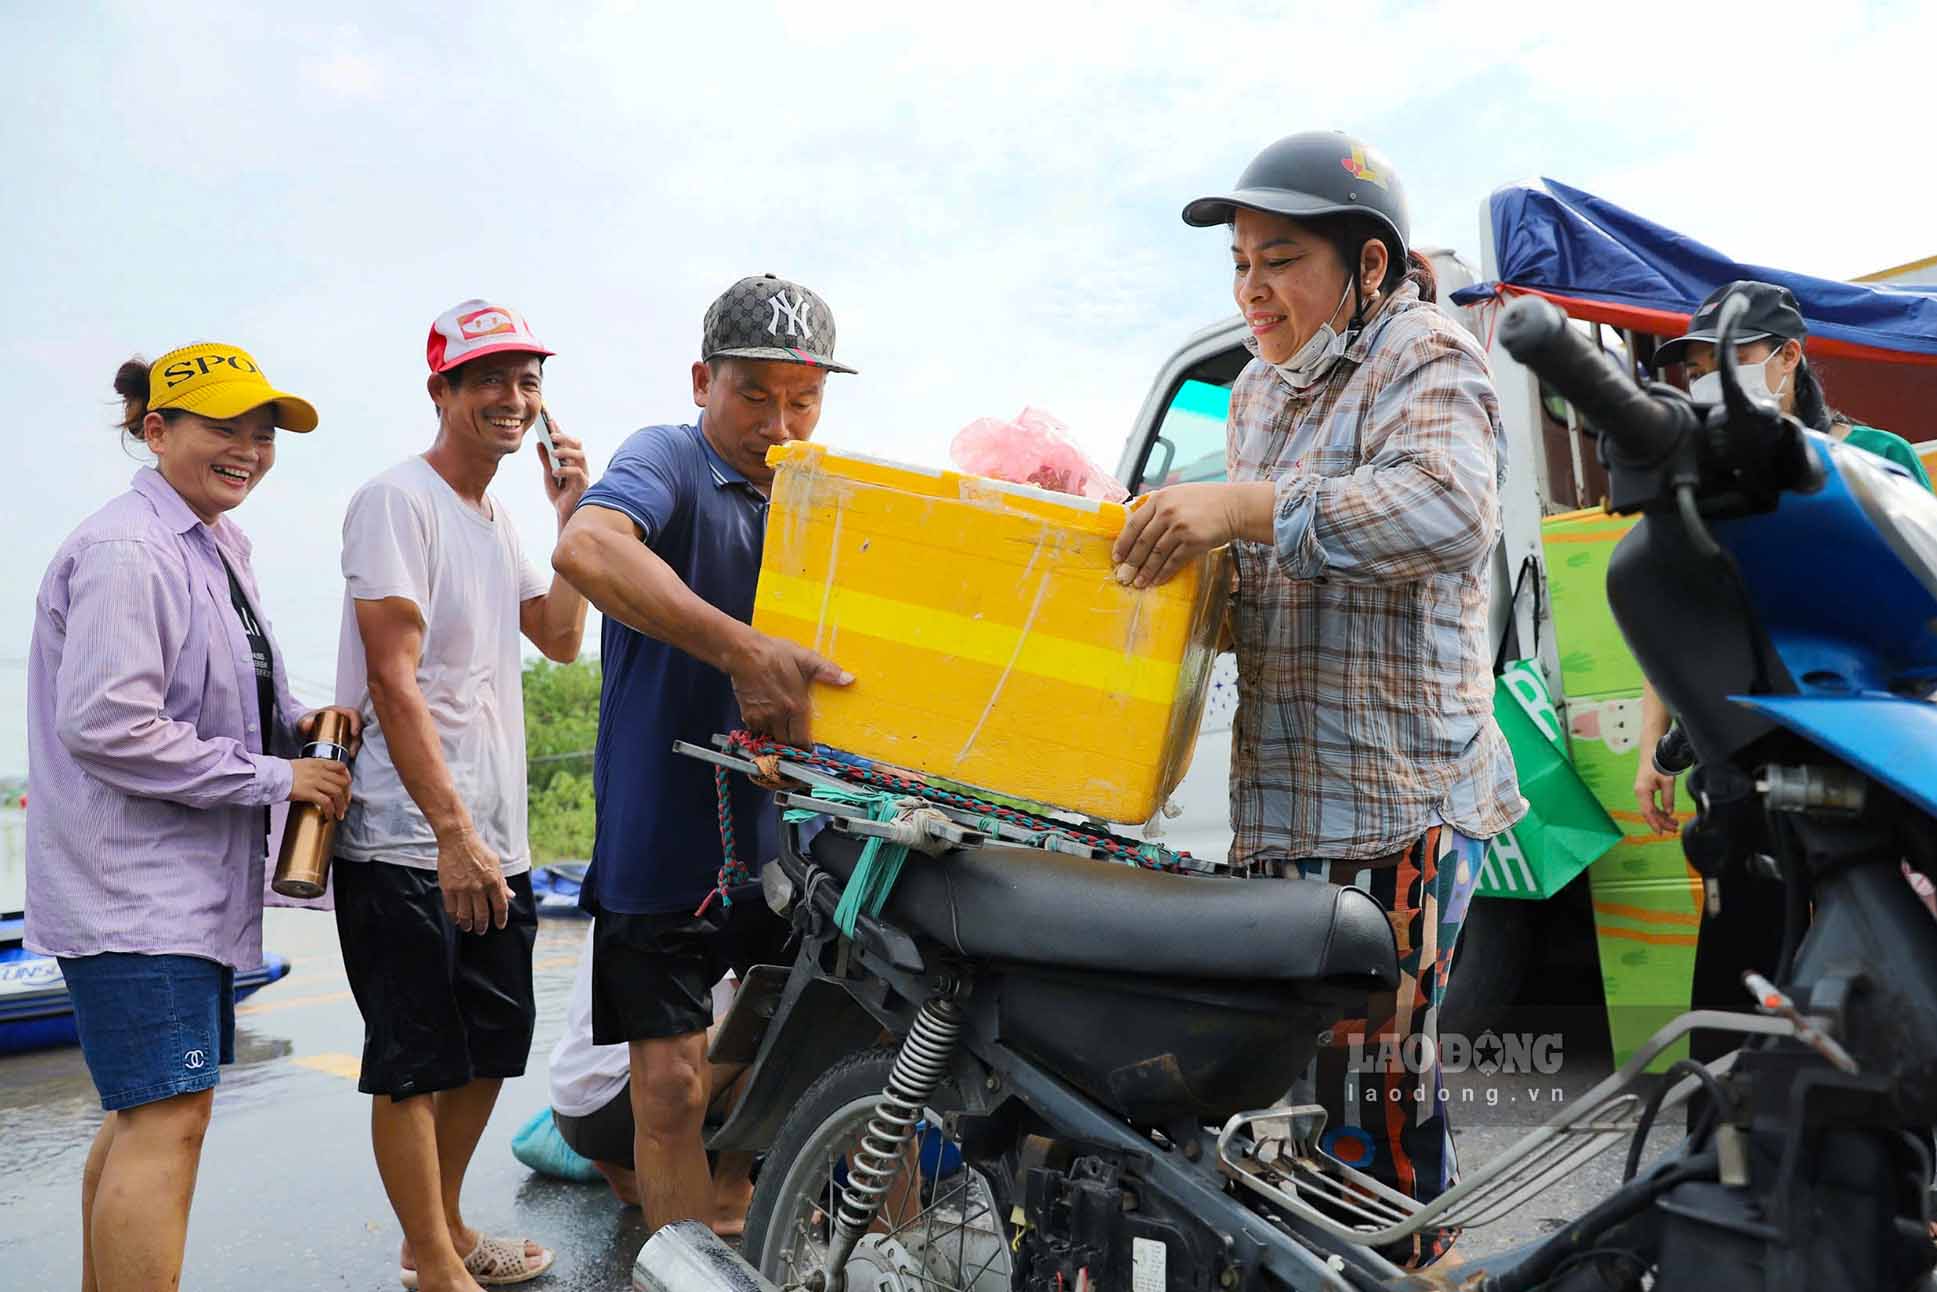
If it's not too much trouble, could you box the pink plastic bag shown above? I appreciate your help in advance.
[949,407,1128,502]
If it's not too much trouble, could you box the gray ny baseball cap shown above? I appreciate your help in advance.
[702,274,857,374]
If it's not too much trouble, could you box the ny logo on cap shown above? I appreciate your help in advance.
[768,291,813,339]
[458,307,516,340]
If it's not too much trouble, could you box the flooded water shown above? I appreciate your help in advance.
[0,907,648,1291]
[1,908,1648,1288]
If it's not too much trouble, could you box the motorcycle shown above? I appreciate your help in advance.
[635,291,1937,1291]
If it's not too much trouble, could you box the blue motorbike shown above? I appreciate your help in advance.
[1461,292,1937,1290]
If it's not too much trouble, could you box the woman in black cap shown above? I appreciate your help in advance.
[1636,281,1823,1121]
[1651,279,1927,485]
[1635,278,1927,830]
[1634,280,1826,829]
[1114,131,1522,1268]
[1653,279,1827,428]
[1640,281,1929,1119]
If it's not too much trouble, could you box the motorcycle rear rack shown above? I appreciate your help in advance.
[673,736,1233,874]
[1215,1009,1802,1247]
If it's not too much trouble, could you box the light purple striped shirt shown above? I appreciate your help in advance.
[25,468,304,970]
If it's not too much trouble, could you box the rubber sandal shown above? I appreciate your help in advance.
[463,1233,555,1286]
[398,1235,555,1288]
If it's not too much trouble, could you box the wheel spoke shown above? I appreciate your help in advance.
[920,1145,939,1279]
[964,1240,1007,1289]
[826,1144,839,1231]
[768,1087,1011,1291]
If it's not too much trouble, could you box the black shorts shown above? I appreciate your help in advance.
[590,896,793,1046]
[333,859,539,1099]
[554,1087,635,1168]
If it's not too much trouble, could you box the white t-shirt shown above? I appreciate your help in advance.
[548,923,738,1118]
[333,455,549,874]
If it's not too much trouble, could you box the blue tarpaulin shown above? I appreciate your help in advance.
[1452,179,1937,360]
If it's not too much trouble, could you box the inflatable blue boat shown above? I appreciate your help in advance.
[0,914,292,1057]
[529,862,590,918]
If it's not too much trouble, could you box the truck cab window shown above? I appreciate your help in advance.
[1137,378,1233,494]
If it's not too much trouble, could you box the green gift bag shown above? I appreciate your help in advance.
[1480,658,1624,898]
[1478,559,1625,900]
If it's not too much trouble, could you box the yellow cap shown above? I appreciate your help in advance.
[147,343,320,433]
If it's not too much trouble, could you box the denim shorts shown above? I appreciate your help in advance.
[59,953,235,1111]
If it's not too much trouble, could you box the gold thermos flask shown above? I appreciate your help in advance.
[272,709,354,899]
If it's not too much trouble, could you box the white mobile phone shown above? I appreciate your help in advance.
[536,409,562,486]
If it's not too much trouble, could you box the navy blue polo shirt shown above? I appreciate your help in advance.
[576,419,778,915]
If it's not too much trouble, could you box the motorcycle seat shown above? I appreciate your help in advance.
[803,831,1398,990]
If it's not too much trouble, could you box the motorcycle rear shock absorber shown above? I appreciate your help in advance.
[820,996,965,1292]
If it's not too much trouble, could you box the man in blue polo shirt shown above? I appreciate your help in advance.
[552,273,856,1241]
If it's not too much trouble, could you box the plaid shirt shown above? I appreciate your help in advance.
[1225,282,1524,866]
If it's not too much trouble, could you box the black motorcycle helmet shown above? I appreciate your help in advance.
[1183,131,1412,295]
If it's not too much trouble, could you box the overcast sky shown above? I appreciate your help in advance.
[2,1,1932,777]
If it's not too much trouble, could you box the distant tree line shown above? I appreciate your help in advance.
[523,657,600,862]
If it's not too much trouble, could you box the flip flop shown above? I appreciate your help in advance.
[399,1234,555,1288]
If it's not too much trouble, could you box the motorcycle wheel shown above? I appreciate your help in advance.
[743,1048,1015,1292]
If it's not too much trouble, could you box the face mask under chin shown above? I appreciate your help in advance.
[1272,277,1358,391]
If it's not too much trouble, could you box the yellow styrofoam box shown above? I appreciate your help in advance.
[754,442,1230,823]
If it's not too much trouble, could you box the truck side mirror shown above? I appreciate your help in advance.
[1139,434,1177,495]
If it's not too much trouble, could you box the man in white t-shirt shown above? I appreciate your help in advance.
[333,298,589,1292]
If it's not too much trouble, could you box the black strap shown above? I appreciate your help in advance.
[218,555,277,727]
[217,551,277,848]
[1493,553,1543,675]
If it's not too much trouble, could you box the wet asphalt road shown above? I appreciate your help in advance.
[0,908,1670,1290]
[1,909,650,1291]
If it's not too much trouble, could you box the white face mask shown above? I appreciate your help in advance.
[1689,345,1791,406]
[1272,277,1358,391]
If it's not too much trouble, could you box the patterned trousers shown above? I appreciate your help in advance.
[1286,824,1485,1224]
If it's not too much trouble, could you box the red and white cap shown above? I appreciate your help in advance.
[426,298,555,374]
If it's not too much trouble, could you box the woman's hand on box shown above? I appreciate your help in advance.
[730,633,854,748]
[1113,482,1274,589]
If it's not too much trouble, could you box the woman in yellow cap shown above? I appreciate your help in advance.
[24,344,360,1290]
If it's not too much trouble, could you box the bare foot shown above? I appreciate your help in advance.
[395,1242,484,1292]
[413,1269,486,1292]
[712,1177,756,1238]
[595,1161,643,1208]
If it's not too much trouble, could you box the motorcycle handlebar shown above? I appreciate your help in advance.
[1653,724,1696,777]
[1498,295,1698,463]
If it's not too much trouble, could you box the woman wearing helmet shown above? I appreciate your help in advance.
[1115,131,1522,1265]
